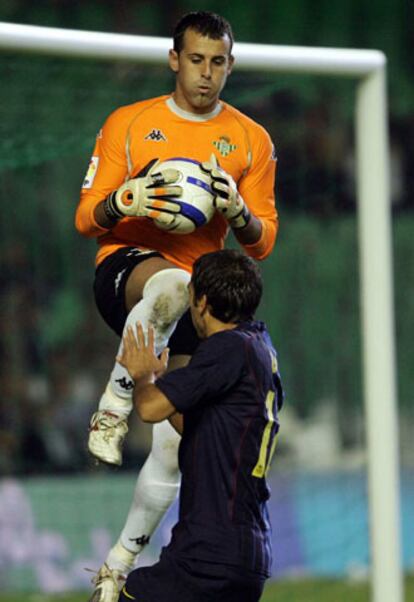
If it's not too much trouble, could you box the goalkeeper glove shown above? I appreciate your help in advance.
[103,159,183,227]
[200,154,251,229]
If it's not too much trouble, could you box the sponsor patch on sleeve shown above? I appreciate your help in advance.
[82,156,99,189]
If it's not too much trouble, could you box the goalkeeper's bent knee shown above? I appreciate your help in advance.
[143,268,190,303]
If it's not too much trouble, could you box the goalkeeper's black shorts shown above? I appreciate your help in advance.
[93,246,200,356]
[119,551,266,602]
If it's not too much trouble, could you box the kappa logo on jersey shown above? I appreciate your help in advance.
[82,156,99,189]
[144,128,167,142]
[213,136,237,157]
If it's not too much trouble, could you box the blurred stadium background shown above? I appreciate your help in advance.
[0,0,413,600]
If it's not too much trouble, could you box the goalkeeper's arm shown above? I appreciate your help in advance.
[94,158,183,230]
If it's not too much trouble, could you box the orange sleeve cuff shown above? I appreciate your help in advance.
[75,198,112,238]
[89,202,112,235]
[243,218,278,260]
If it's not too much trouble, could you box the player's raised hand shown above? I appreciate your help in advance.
[116,322,169,383]
[104,158,183,221]
[201,154,251,229]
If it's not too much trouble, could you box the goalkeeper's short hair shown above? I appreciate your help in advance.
[173,11,234,54]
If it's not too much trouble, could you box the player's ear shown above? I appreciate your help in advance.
[227,54,235,75]
[199,295,209,316]
[188,282,195,304]
[168,49,179,73]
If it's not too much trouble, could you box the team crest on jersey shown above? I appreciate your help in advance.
[213,136,237,157]
[144,128,167,142]
[82,156,99,189]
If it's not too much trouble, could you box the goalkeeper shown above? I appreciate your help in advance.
[75,10,278,602]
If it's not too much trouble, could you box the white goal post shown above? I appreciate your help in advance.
[0,22,403,602]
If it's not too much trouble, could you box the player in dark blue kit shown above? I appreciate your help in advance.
[116,249,283,602]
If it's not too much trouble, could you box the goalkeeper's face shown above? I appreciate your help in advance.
[169,29,234,114]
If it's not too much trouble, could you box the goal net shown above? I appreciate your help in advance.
[0,23,407,602]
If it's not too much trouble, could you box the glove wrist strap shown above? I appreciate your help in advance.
[229,204,251,230]
[103,191,124,221]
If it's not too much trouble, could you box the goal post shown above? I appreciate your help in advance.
[0,22,403,602]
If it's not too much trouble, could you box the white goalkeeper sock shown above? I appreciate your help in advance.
[98,268,190,416]
[117,421,180,557]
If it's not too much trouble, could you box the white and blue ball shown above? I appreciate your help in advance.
[153,157,215,234]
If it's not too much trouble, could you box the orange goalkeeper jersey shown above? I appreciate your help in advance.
[75,95,278,271]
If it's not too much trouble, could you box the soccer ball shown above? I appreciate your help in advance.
[153,157,215,234]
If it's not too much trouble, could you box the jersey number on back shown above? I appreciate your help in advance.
[252,391,278,478]
[252,351,279,478]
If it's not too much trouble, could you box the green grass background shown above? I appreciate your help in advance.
[1,576,413,602]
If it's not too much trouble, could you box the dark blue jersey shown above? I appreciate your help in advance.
[156,320,283,577]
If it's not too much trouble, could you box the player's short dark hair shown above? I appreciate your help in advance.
[173,11,234,54]
[191,249,263,323]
